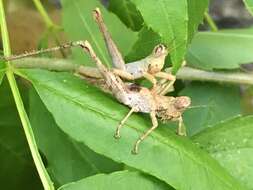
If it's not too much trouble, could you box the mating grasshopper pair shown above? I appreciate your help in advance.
[6,8,191,154]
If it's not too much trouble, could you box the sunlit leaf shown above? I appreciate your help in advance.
[29,89,122,187]
[129,0,188,73]
[108,0,143,31]
[187,29,253,70]
[193,116,253,190]
[59,171,173,190]
[180,82,241,135]
[187,0,209,41]
[61,0,137,67]
[16,69,246,190]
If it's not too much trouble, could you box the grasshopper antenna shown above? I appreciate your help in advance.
[188,105,208,109]
[1,41,84,62]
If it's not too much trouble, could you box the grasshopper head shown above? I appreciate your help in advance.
[174,96,191,111]
[152,44,168,58]
[156,96,191,121]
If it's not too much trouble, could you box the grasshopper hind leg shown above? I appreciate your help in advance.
[115,107,137,139]
[132,112,158,154]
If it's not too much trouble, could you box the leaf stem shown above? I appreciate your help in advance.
[13,57,253,85]
[32,0,54,28]
[204,12,218,32]
[0,1,54,190]
[32,0,65,57]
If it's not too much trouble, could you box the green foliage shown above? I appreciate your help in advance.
[187,29,253,70]
[180,82,241,135]
[126,0,208,70]
[126,27,161,62]
[187,0,209,41]
[59,171,172,190]
[29,89,122,187]
[0,61,5,84]
[61,0,137,67]
[16,69,246,190]
[2,0,253,190]
[193,116,253,190]
[129,0,188,73]
[0,78,42,189]
[243,0,253,15]
[108,0,143,31]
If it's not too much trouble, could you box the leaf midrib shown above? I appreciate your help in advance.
[32,78,239,189]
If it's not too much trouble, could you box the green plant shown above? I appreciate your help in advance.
[1,0,253,190]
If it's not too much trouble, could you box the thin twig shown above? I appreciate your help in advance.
[0,2,54,190]
[204,12,218,32]
[13,58,253,85]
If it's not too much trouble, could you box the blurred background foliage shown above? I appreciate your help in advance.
[1,0,253,189]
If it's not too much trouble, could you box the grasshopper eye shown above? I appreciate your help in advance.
[153,44,168,56]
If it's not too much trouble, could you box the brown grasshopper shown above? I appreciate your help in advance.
[6,7,175,89]
[74,40,191,154]
[5,39,190,154]
[93,8,176,87]
[4,8,191,154]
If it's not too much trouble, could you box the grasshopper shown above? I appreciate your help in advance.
[74,40,190,154]
[92,8,176,87]
[4,8,191,154]
[6,7,176,89]
[5,40,190,154]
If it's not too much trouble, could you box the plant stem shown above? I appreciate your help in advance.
[0,2,54,190]
[13,57,253,85]
[32,0,54,28]
[32,0,66,57]
[204,12,218,32]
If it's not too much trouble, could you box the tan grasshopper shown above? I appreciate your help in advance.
[71,40,191,154]
[6,7,175,89]
[5,8,191,154]
[5,39,190,154]
[92,8,176,87]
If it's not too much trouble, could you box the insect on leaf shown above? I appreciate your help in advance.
[16,69,247,190]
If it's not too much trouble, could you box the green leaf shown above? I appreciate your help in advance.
[187,29,253,70]
[243,0,253,16]
[0,61,5,84]
[108,0,143,31]
[0,78,42,189]
[61,0,137,67]
[126,27,161,62]
[29,89,123,187]
[59,171,173,190]
[180,82,241,136]
[187,0,209,41]
[0,70,4,84]
[17,69,246,190]
[129,0,188,73]
[193,116,253,190]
